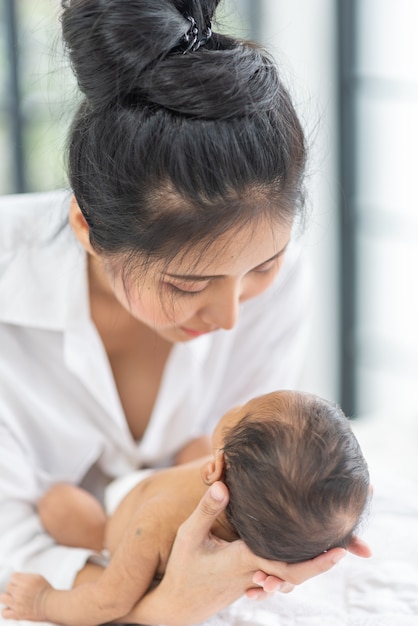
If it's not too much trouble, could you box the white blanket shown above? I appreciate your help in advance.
[201,470,418,625]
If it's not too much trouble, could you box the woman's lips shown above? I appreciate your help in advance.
[180,326,214,337]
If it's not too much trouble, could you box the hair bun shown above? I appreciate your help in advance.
[137,45,282,119]
[61,0,278,120]
[61,0,215,108]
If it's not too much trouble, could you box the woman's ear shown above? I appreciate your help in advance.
[200,451,225,486]
[69,195,95,254]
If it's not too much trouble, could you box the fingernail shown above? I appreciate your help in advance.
[210,482,225,502]
[332,550,347,564]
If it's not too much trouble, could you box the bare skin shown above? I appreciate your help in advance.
[0,393,372,626]
[90,288,172,441]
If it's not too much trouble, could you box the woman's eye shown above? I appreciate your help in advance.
[165,282,208,296]
[252,259,276,273]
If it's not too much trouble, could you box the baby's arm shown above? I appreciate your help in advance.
[1,502,162,626]
[174,435,211,464]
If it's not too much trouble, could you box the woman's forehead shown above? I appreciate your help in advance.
[164,218,292,276]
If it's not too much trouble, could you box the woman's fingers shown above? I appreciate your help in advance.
[288,547,348,584]
[247,546,347,588]
[247,537,371,597]
[347,535,372,558]
[247,570,295,600]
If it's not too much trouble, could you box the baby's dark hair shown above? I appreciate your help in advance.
[60,0,307,275]
[222,391,370,563]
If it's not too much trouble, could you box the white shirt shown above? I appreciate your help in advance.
[0,190,312,597]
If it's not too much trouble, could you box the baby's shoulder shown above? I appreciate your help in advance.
[143,465,203,529]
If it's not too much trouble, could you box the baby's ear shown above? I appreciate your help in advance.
[200,451,225,485]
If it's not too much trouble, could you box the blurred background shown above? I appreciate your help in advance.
[1,1,417,460]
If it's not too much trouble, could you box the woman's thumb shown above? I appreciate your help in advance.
[181,481,229,545]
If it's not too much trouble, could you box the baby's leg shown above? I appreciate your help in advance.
[38,483,107,551]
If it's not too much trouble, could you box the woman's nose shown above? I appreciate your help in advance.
[201,280,241,330]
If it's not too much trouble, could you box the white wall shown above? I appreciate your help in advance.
[256,0,341,402]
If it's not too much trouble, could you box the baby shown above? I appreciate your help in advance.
[0,391,370,625]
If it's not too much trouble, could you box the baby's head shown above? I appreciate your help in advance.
[213,391,370,562]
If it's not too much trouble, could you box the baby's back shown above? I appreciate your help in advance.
[105,460,209,576]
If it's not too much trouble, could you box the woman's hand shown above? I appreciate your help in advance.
[247,533,372,600]
[346,535,372,559]
[121,481,371,626]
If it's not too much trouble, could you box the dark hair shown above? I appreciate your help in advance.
[222,391,370,563]
[60,0,307,273]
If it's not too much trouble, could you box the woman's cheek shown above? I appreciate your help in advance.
[241,271,279,302]
[133,291,198,328]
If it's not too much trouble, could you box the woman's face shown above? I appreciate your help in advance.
[94,217,292,343]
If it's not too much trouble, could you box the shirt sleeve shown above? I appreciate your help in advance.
[0,423,95,596]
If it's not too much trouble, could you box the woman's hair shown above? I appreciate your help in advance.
[60,0,307,273]
[222,391,370,563]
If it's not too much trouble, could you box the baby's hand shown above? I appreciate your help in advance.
[0,572,53,621]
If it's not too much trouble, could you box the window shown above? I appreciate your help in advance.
[0,0,76,193]
[340,0,418,415]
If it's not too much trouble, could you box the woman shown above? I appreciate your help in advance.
[0,1,370,624]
